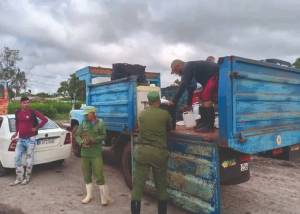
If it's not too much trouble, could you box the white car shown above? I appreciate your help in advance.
[0,114,72,176]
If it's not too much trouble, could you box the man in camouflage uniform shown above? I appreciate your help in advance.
[76,106,112,205]
[131,91,173,214]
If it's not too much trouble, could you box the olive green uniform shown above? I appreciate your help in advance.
[76,119,106,185]
[132,106,172,201]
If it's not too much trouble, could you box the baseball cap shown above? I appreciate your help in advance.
[170,59,183,74]
[147,91,160,104]
[81,106,96,115]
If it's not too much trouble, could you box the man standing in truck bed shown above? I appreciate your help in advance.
[170,58,219,132]
[131,91,172,214]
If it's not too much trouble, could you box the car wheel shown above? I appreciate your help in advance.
[71,125,81,158]
[0,162,8,177]
[121,143,132,189]
[55,159,65,166]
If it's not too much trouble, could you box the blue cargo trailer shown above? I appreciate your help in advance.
[70,56,300,214]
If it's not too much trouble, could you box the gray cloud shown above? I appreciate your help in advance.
[0,0,300,93]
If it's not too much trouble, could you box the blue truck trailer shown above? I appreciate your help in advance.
[70,56,300,214]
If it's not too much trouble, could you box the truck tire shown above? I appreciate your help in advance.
[71,124,81,158]
[121,143,133,189]
[0,162,8,177]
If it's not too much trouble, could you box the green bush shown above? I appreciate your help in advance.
[32,103,58,118]
[51,101,72,114]
[7,102,20,114]
[7,100,80,119]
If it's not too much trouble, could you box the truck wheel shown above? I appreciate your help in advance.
[71,125,81,158]
[0,162,8,177]
[121,143,132,189]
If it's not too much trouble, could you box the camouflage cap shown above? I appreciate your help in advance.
[81,106,96,115]
[147,91,160,104]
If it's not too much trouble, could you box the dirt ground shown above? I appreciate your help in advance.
[221,157,300,214]
[0,154,299,214]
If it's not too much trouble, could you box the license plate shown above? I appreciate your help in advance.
[240,163,249,172]
[37,139,55,145]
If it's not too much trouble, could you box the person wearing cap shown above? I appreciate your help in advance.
[10,96,48,186]
[206,56,216,63]
[170,58,219,132]
[131,91,172,214]
[75,106,112,205]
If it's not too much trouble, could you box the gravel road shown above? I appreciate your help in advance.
[0,154,299,214]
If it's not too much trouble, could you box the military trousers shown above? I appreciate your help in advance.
[131,144,169,201]
[81,156,105,185]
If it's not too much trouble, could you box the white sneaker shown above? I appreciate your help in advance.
[21,178,30,185]
[10,179,22,186]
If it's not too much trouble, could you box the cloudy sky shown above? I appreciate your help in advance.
[1,0,300,93]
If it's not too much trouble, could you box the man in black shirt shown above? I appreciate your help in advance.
[170,59,219,132]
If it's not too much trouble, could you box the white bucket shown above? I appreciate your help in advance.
[182,111,196,128]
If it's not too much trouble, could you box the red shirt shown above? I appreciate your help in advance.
[15,109,48,138]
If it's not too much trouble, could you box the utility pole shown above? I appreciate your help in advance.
[72,92,76,110]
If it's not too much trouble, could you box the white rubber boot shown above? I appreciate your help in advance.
[99,185,113,206]
[81,183,93,204]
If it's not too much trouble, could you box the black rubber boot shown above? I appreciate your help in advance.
[195,106,206,129]
[195,106,209,131]
[207,106,215,130]
[158,200,167,214]
[131,200,141,214]
[195,107,215,132]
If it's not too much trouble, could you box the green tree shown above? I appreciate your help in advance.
[57,73,85,101]
[57,81,69,97]
[35,92,53,98]
[293,58,300,69]
[0,47,27,97]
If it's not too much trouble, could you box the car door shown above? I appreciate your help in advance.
[8,117,66,151]
[35,120,66,151]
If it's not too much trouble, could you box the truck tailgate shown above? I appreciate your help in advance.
[146,127,220,214]
[219,56,300,154]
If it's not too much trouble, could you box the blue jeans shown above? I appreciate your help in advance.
[15,137,36,180]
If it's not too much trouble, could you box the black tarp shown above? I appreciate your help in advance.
[111,63,147,84]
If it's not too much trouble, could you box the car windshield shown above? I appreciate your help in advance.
[9,117,59,133]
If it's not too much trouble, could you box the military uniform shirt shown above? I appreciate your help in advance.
[138,106,172,149]
[75,119,106,158]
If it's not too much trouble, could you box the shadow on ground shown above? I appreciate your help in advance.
[0,203,25,214]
